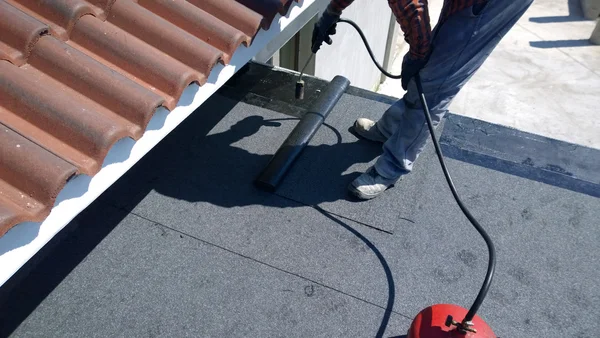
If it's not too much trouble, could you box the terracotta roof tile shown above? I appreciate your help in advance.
[0,0,300,237]
[0,124,77,237]
[236,0,296,29]
[0,1,48,66]
[29,36,165,132]
[190,0,264,36]
[137,0,252,63]
[7,0,101,40]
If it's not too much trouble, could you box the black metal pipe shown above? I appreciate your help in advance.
[255,75,350,192]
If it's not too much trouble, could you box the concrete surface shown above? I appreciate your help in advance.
[2,72,599,338]
[377,0,600,150]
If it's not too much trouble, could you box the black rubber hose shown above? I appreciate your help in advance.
[337,18,402,79]
[414,74,496,323]
[337,18,496,324]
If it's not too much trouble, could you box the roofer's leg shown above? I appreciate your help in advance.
[349,0,534,200]
[353,97,406,144]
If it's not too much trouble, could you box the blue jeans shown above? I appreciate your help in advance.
[373,0,534,180]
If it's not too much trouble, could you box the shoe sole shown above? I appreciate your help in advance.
[347,178,400,201]
[348,183,380,200]
[348,182,394,200]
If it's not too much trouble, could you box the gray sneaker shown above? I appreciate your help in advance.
[353,118,387,143]
[348,166,399,200]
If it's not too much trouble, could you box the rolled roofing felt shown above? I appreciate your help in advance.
[255,75,351,192]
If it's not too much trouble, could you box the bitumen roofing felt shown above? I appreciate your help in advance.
[0,0,299,238]
[1,64,598,337]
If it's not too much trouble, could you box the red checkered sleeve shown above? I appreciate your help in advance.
[390,0,432,59]
[328,0,485,59]
[396,0,486,58]
[328,0,432,59]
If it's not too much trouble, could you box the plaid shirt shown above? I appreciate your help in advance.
[328,0,487,59]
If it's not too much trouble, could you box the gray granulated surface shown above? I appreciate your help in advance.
[4,93,599,338]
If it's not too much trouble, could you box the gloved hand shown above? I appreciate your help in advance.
[401,53,429,90]
[311,9,340,53]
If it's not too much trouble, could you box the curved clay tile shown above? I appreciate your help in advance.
[0,205,22,238]
[0,124,77,237]
[71,15,202,109]
[107,0,223,80]
[0,0,302,238]
[29,36,164,132]
[137,0,252,64]
[188,0,264,39]
[85,0,116,20]
[236,0,299,29]
[278,0,300,16]
[0,61,135,175]
[7,0,100,40]
[0,1,48,66]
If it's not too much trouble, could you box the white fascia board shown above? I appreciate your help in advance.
[0,0,321,288]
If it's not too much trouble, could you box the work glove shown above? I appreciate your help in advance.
[401,53,429,90]
[311,9,340,53]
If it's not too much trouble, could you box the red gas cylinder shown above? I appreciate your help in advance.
[408,304,496,338]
